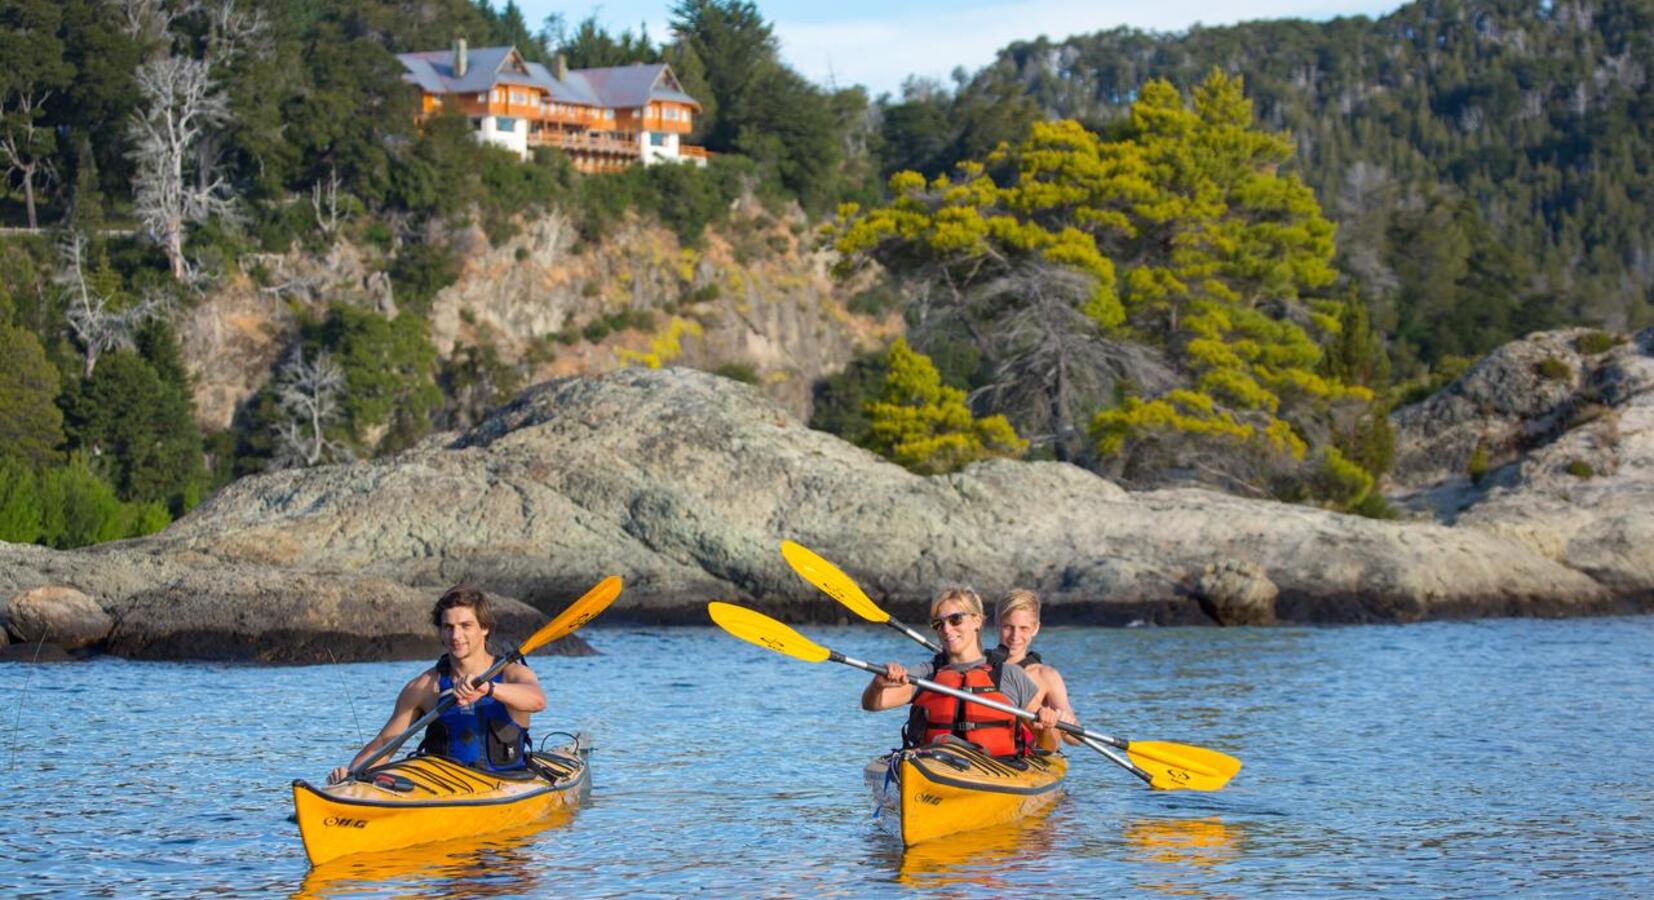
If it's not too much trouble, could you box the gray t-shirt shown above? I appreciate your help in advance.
[910,656,1039,710]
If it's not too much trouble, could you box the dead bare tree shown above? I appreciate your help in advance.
[56,232,163,378]
[0,91,58,230]
[963,264,1178,462]
[126,0,266,281]
[270,346,352,468]
[118,0,184,42]
[312,167,346,239]
[129,56,232,280]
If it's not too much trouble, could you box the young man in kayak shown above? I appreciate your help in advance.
[327,586,547,783]
[861,587,1062,755]
[993,589,1080,745]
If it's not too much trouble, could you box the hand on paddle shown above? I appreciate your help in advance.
[1030,706,1062,733]
[873,663,909,687]
[451,677,489,708]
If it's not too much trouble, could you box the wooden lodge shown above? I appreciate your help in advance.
[398,41,707,173]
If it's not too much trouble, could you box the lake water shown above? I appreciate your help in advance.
[4,617,1652,897]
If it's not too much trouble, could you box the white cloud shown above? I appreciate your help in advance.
[774,0,1399,96]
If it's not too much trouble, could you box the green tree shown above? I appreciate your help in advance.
[59,349,206,513]
[555,15,660,68]
[0,309,65,469]
[866,338,1027,474]
[310,304,442,456]
[669,0,777,153]
[840,72,1374,494]
[37,451,125,549]
[0,0,73,228]
[0,455,44,543]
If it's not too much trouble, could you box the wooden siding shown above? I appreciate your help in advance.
[415,87,704,172]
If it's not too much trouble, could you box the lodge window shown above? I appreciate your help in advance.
[497,117,516,133]
[650,132,667,146]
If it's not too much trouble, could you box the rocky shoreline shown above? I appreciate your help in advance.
[4,328,1651,662]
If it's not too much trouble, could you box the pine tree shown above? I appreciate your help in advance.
[0,304,65,470]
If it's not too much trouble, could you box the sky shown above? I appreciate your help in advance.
[517,0,1406,97]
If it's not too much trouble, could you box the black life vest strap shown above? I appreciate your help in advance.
[926,717,1014,732]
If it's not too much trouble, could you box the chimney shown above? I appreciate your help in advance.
[453,38,468,78]
[554,53,568,81]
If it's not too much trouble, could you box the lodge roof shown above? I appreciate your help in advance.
[395,46,702,112]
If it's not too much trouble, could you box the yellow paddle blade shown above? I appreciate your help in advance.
[519,575,624,656]
[1127,741,1243,792]
[707,601,831,663]
[779,541,889,623]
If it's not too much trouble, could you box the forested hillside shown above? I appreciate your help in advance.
[880,0,1653,372]
[3,0,1650,552]
[0,0,878,548]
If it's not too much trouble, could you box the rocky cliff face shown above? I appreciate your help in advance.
[175,206,894,432]
[7,332,1648,662]
[1389,327,1654,602]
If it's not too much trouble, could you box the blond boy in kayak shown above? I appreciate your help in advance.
[861,587,1062,754]
[993,589,1081,745]
[328,586,546,783]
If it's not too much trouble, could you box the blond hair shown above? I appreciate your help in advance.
[929,586,985,619]
[995,589,1041,624]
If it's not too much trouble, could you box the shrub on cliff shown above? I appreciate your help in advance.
[1574,331,1624,355]
[1535,357,1572,381]
[810,348,891,449]
[865,339,1027,474]
[313,305,442,457]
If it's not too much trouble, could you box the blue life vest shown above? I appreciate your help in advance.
[418,656,530,772]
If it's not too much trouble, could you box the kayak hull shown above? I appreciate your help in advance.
[292,741,589,866]
[864,740,1066,846]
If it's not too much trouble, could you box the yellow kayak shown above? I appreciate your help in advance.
[292,737,590,866]
[864,739,1067,846]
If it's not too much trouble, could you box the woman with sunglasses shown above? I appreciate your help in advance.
[992,589,1080,744]
[861,587,1061,756]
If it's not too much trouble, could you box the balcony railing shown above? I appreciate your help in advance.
[529,130,639,157]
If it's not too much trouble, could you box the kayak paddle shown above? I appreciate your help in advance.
[780,541,939,650]
[775,543,1242,791]
[347,575,624,779]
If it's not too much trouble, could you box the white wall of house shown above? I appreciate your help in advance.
[640,130,677,165]
[640,130,705,167]
[475,115,529,160]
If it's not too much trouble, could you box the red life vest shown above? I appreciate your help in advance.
[903,657,1029,757]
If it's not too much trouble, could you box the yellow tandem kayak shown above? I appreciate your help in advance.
[292,738,590,866]
[864,740,1067,846]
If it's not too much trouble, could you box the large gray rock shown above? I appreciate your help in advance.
[1195,560,1278,626]
[1391,329,1654,605]
[143,366,1622,626]
[0,543,591,663]
[1390,329,1596,491]
[5,586,113,649]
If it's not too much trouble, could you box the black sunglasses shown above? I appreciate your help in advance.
[929,612,974,631]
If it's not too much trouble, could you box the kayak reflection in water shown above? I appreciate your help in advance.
[327,586,547,784]
[991,589,1081,745]
[860,587,1062,754]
